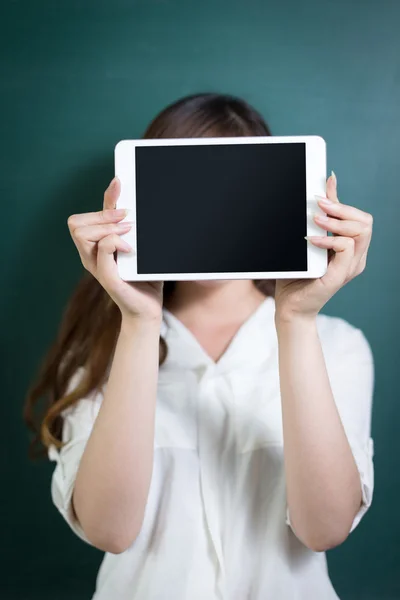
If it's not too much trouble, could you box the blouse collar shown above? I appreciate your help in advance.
[161,295,277,375]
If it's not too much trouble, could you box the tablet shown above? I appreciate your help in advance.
[114,136,327,281]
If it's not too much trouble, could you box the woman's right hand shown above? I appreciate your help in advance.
[67,177,164,322]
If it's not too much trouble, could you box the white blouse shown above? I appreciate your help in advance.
[49,296,374,600]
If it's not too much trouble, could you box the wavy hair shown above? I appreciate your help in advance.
[23,92,275,457]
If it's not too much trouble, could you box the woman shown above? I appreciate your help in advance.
[25,93,374,600]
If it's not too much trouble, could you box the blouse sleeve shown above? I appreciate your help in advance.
[286,317,375,533]
[48,367,104,544]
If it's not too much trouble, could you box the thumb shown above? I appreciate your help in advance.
[326,170,339,203]
[103,177,121,211]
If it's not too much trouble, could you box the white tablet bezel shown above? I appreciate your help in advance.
[114,135,327,281]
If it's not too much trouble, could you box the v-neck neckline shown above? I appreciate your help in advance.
[162,295,274,369]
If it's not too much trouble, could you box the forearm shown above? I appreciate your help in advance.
[73,314,162,552]
[276,315,362,551]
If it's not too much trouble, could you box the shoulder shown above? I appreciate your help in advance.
[316,313,373,364]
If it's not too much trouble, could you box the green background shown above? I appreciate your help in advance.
[1,0,399,598]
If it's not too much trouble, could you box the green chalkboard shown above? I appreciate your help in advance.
[1,1,399,598]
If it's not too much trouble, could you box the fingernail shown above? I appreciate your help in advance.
[305,235,324,241]
[121,240,133,252]
[331,170,337,186]
[315,194,333,204]
[117,220,134,228]
[109,177,118,189]
[314,213,329,221]
[113,208,128,217]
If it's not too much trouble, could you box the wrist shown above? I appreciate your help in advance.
[121,312,162,334]
[275,310,317,332]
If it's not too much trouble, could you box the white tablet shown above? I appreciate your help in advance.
[114,136,327,281]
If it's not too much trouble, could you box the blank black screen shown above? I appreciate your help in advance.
[135,142,307,274]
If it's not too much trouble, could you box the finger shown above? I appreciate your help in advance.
[326,170,339,203]
[306,235,355,285]
[313,203,372,266]
[74,221,134,244]
[67,208,128,231]
[313,214,368,237]
[103,177,121,211]
[97,233,132,285]
[313,216,371,270]
[306,235,355,251]
[316,197,373,227]
[72,224,133,275]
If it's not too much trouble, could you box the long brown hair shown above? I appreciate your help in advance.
[23,92,275,457]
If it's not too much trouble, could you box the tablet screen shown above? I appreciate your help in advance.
[135,142,307,274]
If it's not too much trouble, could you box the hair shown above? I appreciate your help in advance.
[23,92,275,457]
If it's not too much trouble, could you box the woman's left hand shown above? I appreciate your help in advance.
[274,172,373,321]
